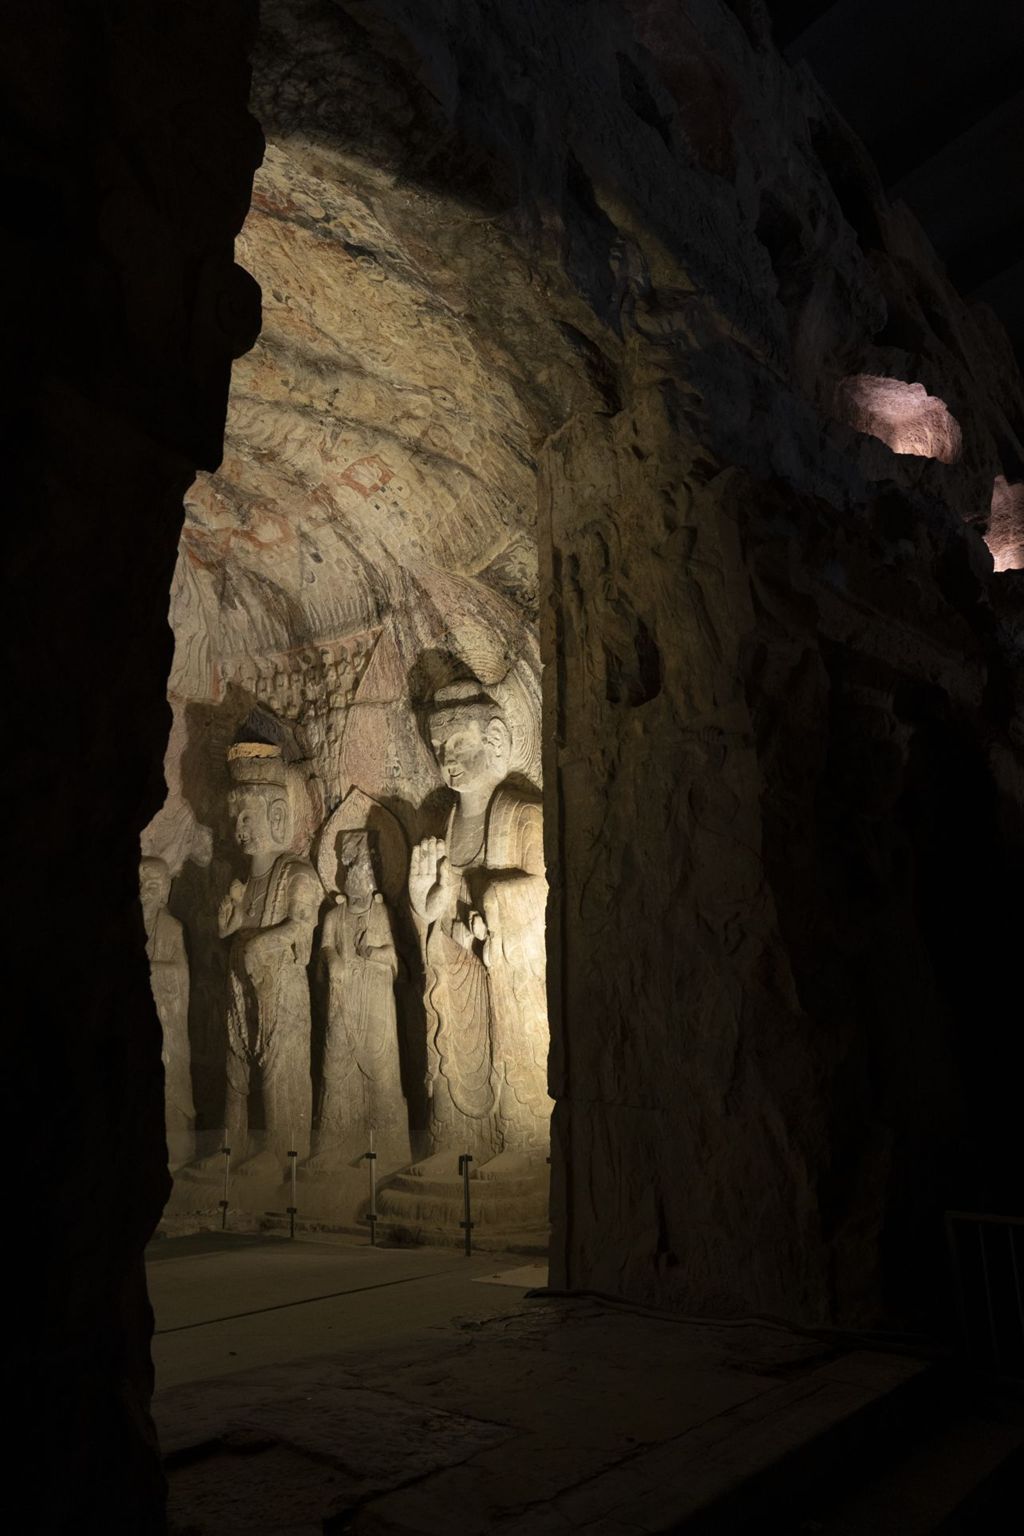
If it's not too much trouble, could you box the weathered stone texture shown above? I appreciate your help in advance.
[147,0,1024,1327]
[187,0,1021,1330]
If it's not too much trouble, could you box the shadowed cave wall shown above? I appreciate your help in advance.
[6,1,262,1528]
[7,0,1024,1530]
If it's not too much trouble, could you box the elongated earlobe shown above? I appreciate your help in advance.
[485,717,511,759]
[270,798,289,842]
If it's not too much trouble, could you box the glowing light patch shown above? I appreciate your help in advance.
[835,374,962,463]
[986,476,1024,573]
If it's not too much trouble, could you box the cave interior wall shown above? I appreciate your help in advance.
[157,0,1024,1330]
[9,0,1024,1527]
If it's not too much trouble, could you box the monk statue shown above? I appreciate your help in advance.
[316,831,409,1170]
[139,856,195,1168]
[217,742,322,1166]
[409,681,550,1167]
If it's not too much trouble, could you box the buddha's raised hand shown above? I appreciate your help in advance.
[409,836,452,923]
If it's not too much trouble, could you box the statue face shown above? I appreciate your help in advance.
[429,716,500,794]
[338,833,375,900]
[339,832,366,869]
[230,792,288,856]
[345,861,374,902]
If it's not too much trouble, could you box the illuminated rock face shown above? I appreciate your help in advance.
[145,0,1024,1329]
[834,375,962,462]
[987,476,1024,571]
[148,33,565,1198]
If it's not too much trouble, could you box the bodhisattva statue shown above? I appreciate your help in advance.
[409,681,550,1167]
[316,831,409,1169]
[139,856,195,1168]
[217,743,321,1165]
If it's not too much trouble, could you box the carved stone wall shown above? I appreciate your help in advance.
[158,0,1020,1333]
[146,13,568,1170]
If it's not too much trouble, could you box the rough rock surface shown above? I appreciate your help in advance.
[832,375,963,463]
[152,0,1024,1332]
[147,121,555,1148]
[156,1294,868,1534]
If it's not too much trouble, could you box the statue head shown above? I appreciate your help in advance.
[338,830,377,903]
[139,855,172,910]
[427,681,512,798]
[226,743,294,858]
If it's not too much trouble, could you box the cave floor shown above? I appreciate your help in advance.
[150,1234,1018,1535]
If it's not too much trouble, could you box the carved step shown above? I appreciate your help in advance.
[377,1191,548,1230]
[385,1172,542,1200]
[378,1172,549,1230]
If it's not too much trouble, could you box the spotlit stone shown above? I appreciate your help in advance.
[986,476,1024,572]
[834,374,962,463]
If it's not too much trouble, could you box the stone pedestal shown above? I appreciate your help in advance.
[161,1146,392,1236]
[377,1152,550,1253]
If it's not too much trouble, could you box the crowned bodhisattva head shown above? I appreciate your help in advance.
[226,743,294,860]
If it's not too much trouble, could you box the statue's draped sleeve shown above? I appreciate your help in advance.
[268,855,322,962]
[481,793,550,1106]
[366,895,399,977]
[151,909,194,1120]
[419,809,494,1121]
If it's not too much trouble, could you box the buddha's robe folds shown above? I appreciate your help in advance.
[319,893,408,1167]
[419,784,551,1158]
[147,907,195,1164]
[225,852,320,1159]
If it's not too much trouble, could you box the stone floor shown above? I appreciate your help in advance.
[149,1232,550,1392]
[150,1233,1020,1535]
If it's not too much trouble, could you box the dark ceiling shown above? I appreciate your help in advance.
[767,0,1024,367]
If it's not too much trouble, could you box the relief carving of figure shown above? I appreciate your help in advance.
[140,856,195,1168]
[316,832,409,1170]
[409,681,550,1166]
[218,743,322,1165]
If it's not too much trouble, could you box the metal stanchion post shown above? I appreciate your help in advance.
[458,1153,474,1257]
[365,1148,378,1245]
[219,1135,231,1231]
[287,1147,298,1240]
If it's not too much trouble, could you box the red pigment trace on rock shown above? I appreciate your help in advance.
[339,454,395,498]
